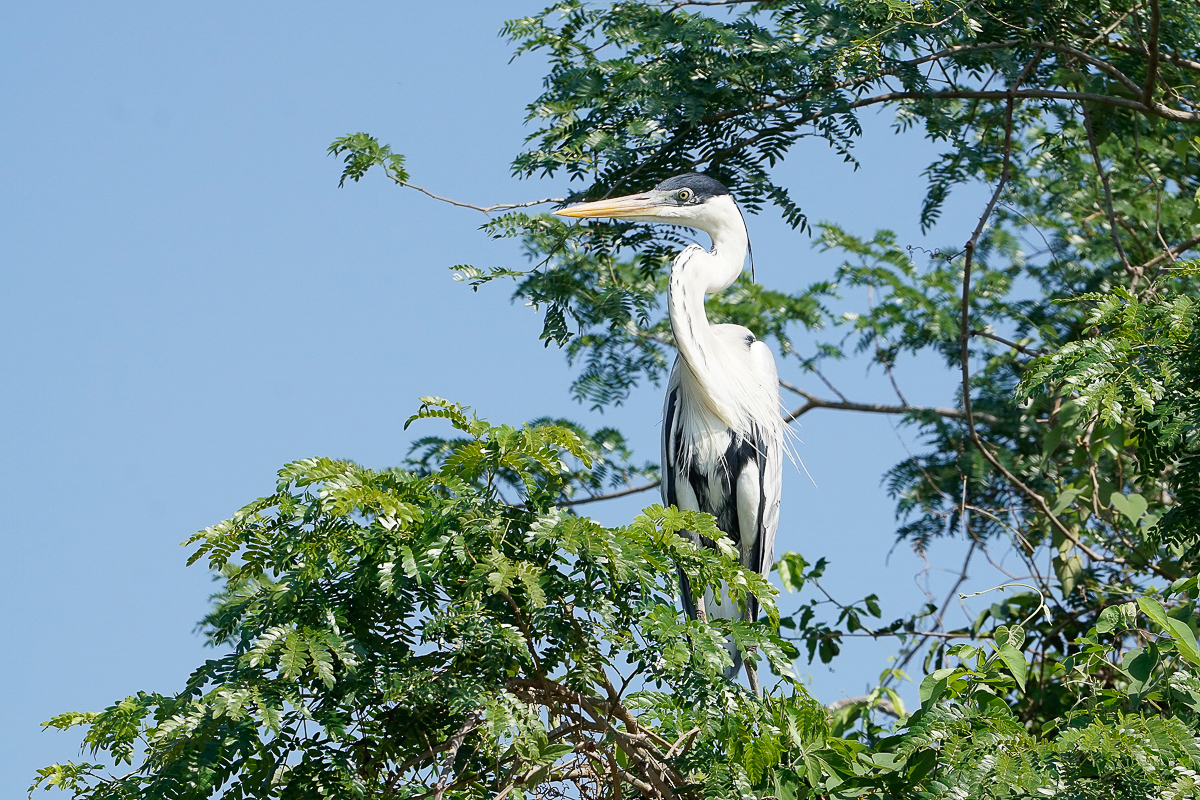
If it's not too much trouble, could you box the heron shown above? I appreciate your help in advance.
[556,174,783,692]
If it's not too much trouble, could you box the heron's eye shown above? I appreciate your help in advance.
[677,189,693,202]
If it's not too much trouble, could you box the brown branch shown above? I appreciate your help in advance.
[402,183,565,217]
[1030,41,1142,97]
[395,721,481,774]
[892,540,977,676]
[499,590,543,674]
[1142,0,1162,104]
[1078,96,1136,283]
[707,87,1200,166]
[970,328,1045,357]
[779,380,1000,426]
[558,481,660,507]
[1142,232,1200,271]
[707,41,1024,123]
[1106,40,1200,73]
[601,674,674,750]
[667,0,759,9]
[508,677,684,799]
[1086,4,1142,47]
[432,713,480,800]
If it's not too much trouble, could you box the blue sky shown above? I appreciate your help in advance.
[1,2,1002,792]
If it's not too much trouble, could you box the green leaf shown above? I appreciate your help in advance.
[1096,604,1124,634]
[1138,596,1200,666]
[1050,487,1083,515]
[1055,552,1083,598]
[906,749,937,782]
[918,668,956,707]
[994,626,1028,692]
[775,552,808,592]
[1109,492,1148,525]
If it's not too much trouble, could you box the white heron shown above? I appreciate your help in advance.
[556,174,783,691]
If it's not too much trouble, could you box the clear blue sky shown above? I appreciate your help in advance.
[1,2,998,792]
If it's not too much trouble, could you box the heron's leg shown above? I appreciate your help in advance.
[741,604,760,696]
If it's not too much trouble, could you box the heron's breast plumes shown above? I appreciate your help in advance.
[669,339,782,474]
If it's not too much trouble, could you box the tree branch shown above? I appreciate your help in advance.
[1142,0,1162,105]
[559,481,660,507]
[433,712,480,800]
[1106,40,1200,74]
[1078,96,1136,283]
[954,90,1177,581]
[779,380,1000,426]
[970,329,1045,357]
[709,87,1200,165]
[1141,232,1200,272]
[402,183,565,217]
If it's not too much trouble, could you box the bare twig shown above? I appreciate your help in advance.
[1078,97,1135,282]
[891,540,977,677]
[1141,232,1200,278]
[1106,40,1200,73]
[779,380,1001,426]
[403,183,565,217]
[970,329,1045,357]
[559,481,660,507]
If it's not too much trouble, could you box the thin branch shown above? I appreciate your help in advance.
[1030,40,1142,97]
[1142,232,1200,274]
[1106,40,1200,73]
[970,329,1045,357]
[402,182,564,217]
[955,91,1177,581]
[1086,4,1141,47]
[1078,96,1135,282]
[892,540,977,677]
[666,0,760,9]
[779,379,1001,426]
[708,87,1200,165]
[707,41,1023,123]
[499,590,544,674]
[559,481,660,507]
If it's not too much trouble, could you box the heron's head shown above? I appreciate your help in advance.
[554,174,740,234]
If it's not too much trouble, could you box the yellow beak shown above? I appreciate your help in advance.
[553,193,660,219]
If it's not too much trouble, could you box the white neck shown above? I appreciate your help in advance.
[666,195,749,426]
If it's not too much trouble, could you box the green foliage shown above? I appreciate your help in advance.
[1020,274,1200,552]
[34,401,811,800]
[327,132,408,188]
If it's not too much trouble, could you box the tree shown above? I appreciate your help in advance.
[32,0,1200,797]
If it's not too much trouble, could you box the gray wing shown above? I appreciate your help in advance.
[662,359,708,621]
[661,359,684,511]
